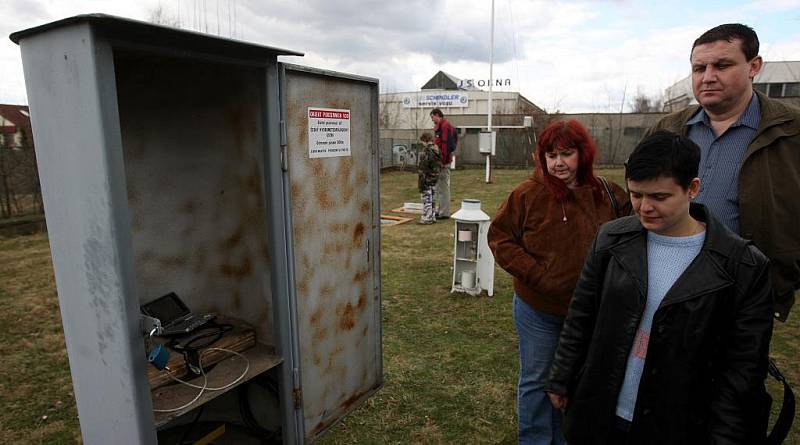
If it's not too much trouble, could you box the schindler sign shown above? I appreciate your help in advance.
[402,93,469,108]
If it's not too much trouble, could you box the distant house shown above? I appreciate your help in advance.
[663,61,800,112]
[0,104,34,149]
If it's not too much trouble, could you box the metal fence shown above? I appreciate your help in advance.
[0,147,42,218]
[380,138,422,170]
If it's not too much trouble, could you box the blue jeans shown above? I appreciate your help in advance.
[513,295,566,445]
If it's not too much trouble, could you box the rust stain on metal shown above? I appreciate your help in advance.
[336,302,356,331]
[297,105,308,146]
[357,292,367,310]
[360,200,370,214]
[297,280,309,296]
[313,325,329,342]
[320,284,334,299]
[335,158,355,202]
[179,200,197,214]
[352,222,365,246]
[290,183,302,201]
[316,188,334,210]
[221,225,244,249]
[339,388,370,412]
[310,161,336,210]
[330,223,349,233]
[356,170,368,186]
[310,307,323,325]
[219,255,252,278]
[309,417,337,437]
[353,269,368,283]
[323,241,347,256]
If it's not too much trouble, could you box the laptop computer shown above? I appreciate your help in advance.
[141,292,216,336]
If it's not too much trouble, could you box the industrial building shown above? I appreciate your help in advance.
[380,71,546,167]
[664,61,800,112]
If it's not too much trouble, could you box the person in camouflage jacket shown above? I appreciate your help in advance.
[418,133,442,224]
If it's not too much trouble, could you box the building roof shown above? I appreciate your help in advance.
[421,71,478,91]
[0,104,34,143]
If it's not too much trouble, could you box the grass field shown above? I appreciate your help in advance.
[0,168,797,444]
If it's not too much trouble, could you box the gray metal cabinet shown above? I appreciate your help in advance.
[11,14,381,444]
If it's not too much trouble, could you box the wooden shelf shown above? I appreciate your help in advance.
[151,342,282,428]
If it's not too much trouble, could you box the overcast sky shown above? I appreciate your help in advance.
[2,0,799,112]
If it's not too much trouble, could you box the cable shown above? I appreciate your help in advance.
[168,348,250,391]
[152,347,250,413]
[238,384,281,443]
[153,370,208,413]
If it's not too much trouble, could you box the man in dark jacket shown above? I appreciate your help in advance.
[647,23,800,321]
[430,108,455,219]
[547,132,774,445]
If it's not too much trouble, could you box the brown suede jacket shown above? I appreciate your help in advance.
[488,175,631,316]
[648,90,800,321]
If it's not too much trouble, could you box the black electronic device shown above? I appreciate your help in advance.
[141,292,216,336]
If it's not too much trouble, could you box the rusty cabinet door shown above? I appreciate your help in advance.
[281,64,383,441]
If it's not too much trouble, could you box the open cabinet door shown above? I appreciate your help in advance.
[281,64,383,442]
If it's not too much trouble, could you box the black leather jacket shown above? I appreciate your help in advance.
[547,204,774,445]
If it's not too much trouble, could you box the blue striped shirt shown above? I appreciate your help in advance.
[686,93,761,235]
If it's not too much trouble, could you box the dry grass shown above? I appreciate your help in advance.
[0,168,796,444]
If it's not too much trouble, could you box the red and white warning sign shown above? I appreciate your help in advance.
[308,107,351,158]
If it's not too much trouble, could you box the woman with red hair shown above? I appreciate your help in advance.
[488,119,630,445]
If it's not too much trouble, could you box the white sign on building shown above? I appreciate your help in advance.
[308,107,351,158]
[402,93,469,108]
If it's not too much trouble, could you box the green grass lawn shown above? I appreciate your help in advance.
[0,168,797,444]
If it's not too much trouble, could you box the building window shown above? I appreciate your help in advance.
[768,83,783,98]
[763,82,800,98]
[623,127,645,138]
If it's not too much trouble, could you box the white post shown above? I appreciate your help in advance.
[485,0,495,183]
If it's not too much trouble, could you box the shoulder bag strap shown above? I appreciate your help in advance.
[767,358,795,445]
[598,176,619,217]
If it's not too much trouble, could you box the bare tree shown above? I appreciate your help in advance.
[148,5,180,27]
[630,89,663,113]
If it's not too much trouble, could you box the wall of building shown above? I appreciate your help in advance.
[557,112,666,165]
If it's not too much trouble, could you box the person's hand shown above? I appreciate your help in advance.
[547,392,568,411]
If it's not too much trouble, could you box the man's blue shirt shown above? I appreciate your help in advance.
[686,93,760,235]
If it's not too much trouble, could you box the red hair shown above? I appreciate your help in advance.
[535,119,603,203]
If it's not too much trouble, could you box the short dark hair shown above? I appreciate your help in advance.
[430,108,444,118]
[626,131,700,190]
[692,23,759,61]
